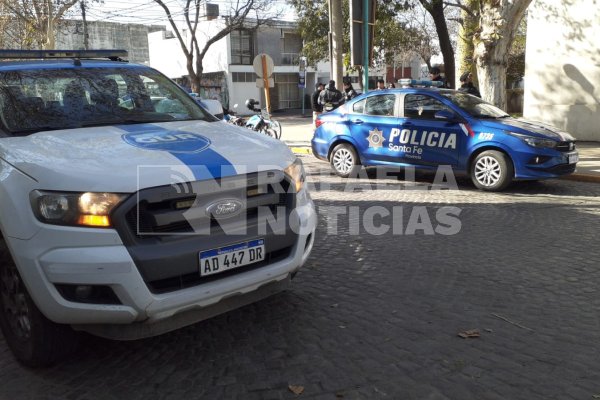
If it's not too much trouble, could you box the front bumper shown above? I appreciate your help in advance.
[512,148,579,180]
[6,189,316,339]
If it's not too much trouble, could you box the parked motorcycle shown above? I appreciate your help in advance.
[224,104,246,126]
[244,99,282,140]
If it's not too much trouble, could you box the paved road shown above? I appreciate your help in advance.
[2,156,600,400]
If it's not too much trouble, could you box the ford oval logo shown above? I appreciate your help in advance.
[206,199,244,219]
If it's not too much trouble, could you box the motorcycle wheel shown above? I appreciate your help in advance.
[270,121,282,139]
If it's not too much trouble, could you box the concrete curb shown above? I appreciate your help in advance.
[289,146,312,155]
[561,173,600,184]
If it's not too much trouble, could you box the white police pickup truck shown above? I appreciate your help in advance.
[0,50,316,366]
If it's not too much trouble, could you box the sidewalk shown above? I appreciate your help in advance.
[275,111,600,184]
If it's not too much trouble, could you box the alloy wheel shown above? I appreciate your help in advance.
[333,148,354,175]
[474,155,502,187]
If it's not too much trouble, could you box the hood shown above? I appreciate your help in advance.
[480,117,575,141]
[0,120,295,193]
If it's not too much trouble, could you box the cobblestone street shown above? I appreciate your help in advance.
[2,155,600,400]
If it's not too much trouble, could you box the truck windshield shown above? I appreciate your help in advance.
[0,66,216,135]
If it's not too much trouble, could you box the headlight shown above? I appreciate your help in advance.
[508,132,557,149]
[30,191,127,227]
[284,158,306,192]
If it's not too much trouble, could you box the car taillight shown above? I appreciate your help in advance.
[315,118,324,128]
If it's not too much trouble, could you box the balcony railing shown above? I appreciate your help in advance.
[281,53,300,66]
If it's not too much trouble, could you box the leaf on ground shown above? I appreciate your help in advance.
[458,329,481,339]
[289,385,305,395]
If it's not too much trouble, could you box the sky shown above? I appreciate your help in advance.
[78,0,295,27]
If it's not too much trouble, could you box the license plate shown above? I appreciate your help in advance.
[199,239,265,276]
[568,153,579,164]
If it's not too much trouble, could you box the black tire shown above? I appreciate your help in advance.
[0,239,79,367]
[330,143,361,178]
[270,120,282,139]
[470,150,514,191]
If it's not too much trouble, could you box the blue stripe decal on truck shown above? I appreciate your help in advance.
[119,124,237,180]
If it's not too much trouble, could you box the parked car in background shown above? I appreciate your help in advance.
[312,79,578,191]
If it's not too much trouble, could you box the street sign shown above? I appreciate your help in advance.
[256,78,274,88]
[253,54,274,78]
[298,73,305,88]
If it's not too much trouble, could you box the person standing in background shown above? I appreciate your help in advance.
[458,72,481,97]
[312,82,325,125]
[343,80,358,102]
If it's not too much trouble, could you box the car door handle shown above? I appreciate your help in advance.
[352,119,364,124]
[403,121,413,126]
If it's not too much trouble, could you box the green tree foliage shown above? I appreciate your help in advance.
[289,0,423,69]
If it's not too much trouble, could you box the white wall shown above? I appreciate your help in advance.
[524,0,600,141]
[148,31,188,78]
[148,19,228,79]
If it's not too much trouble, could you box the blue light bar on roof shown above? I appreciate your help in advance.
[0,50,128,60]
[398,79,444,88]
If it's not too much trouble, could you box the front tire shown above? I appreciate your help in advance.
[0,239,79,367]
[330,143,361,178]
[470,150,514,191]
[270,121,282,139]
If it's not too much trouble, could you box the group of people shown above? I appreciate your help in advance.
[430,66,481,97]
[311,67,482,123]
[311,79,358,123]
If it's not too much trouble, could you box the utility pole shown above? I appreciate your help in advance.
[362,0,369,93]
[80,0,89,50]
[329,0,343,87]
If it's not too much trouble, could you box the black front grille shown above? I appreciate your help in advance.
[546,163,577,174]
[111,171,299,293]
[555,141,576,152]
[122,172,291,238]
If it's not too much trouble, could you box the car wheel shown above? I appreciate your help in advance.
[470,150,514,191]
[0,239,78,367]
[330,143,361,178]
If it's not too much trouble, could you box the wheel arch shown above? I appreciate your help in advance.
[467,145,515,178]
[327,137,361,162]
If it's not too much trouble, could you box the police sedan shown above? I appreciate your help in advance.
[311,80,578,191]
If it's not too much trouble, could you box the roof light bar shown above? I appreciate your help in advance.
[0,50,128,61]
[398,79,444,88]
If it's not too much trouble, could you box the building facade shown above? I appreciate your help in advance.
[524,0,600,141]
[147,19,406,113]
[57,21,165,65]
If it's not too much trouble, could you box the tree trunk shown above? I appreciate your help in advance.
[426,0,455,88]
[455,0,479,88]
[473,0,532,109]
[43,19,56,49]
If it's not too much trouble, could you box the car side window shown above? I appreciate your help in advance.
[404,94,451,119]
[365,94,396,116]
[352,99,366,114]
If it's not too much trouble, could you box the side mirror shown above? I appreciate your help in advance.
[434,109,456,121]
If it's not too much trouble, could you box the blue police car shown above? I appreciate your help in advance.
[312,80,578,191]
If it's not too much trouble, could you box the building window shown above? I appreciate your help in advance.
[232,72,258,82]
[230,29,254,65]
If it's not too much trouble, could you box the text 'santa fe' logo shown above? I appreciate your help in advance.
[122,130,211,153]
